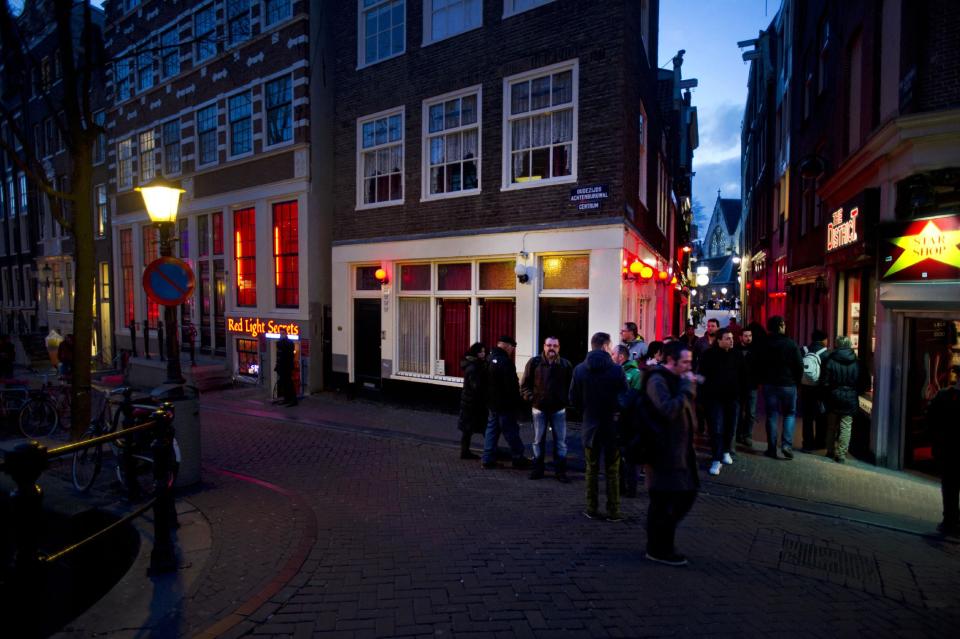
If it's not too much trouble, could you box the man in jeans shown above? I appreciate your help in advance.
[521,336,573,482]
[761,316,804,460]
[481,336,530,470]
[570,332,627,521]
[736,328,759,447]
[699,328,744,476]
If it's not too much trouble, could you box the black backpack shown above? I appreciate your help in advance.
[623,368,666,465]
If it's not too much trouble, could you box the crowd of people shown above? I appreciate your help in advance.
[456,315,883,567]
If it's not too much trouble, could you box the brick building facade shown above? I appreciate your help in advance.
[104,0,331,393]
[330,0,696,392]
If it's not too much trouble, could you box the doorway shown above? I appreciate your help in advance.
[354,299,382,388]
[539,297,589,366]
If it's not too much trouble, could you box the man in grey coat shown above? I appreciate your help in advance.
[643,340,700,566]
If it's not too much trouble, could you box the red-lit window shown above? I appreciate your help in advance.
[120,229,134,325]
[212,211,223,255]
[142,226,159,328]
[273,201,299,307]
[234,207,256,307]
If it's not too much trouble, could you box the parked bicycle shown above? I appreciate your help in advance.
[71,386,181,498]
[16,375,71,439]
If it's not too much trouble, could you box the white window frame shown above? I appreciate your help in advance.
[228,90,254,158]
[196,103,219,169]
[357,0,406,69]
[356,106,405,210]
[421,85,481,202]
[117,137,135,190]
[115,57,132,102]
[194,4,217,63]
[422,0,482,46]
[160,27,180,79]
[95,184,108,237]
[139,129,157,183]
[93,111,106,165]
[263,74,294,150]
[638,105,647,206]
[162,119,182,176]
[501,59,578,191]
[226,0,252,48]
[264,0,293,27]
[137,46,154,92]
[12,265,20,306]
[503,0,554,19]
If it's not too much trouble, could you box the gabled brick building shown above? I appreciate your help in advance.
[329,0,696,393]
[104,0,331,392]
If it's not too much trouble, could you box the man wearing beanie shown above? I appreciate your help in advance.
[800,328,830,451]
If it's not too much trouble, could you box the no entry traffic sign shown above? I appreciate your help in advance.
[143,257,196,306]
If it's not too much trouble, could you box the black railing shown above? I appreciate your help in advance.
[1,408,179,597]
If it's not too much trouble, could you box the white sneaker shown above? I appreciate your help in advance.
[709,461,722,475]
[722,453,734,465]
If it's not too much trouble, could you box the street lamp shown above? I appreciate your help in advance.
[136,177,186,384]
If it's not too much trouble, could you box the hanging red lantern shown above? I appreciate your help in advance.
[640,266,654,279]
[658,270,668,281]
[375,268,388,283]
[629,259,643,275]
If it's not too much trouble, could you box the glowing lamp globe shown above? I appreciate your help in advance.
[640,266,654,279]
[696,273,709,286]
[136,177,185,224]
[629,260,643,275]
[658,270,668,280]
[374,268,388,282]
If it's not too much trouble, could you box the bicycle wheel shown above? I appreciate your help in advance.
[55,392,72,432]
[19,397,59,438]
[72,427,103,492]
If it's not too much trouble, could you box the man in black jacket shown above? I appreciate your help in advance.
[699,329,745,476]
[643,340,699,566]
[481,336,530,470]
[735,327,759,447]
[928,365,960,535]
[570,332,628,521]
[521,336,573,482]
[761,316,804,459]
[820,335,860,464]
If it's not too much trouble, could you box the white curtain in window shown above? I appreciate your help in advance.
[399,297,430,373]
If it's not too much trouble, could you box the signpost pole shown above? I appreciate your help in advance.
[158,221,185,384]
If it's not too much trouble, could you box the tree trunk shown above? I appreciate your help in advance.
[69,145,95,440]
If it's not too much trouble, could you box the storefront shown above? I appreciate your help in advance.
[331,223,677,391]
[874,213,960,471]
[227,315,310,398]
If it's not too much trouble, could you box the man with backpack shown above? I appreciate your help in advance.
[820,335,861,464]
[800,329,830,451]
[570,332,628,521]
[521,336,573,482]
[641,341,700,566]
[761,316,804,460]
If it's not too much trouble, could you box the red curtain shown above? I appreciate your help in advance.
[481,299,516,354]
[441,299,470,376]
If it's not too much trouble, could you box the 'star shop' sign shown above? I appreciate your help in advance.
[880,214,960,281]
[570,184,608,211]
[826,207,860,252]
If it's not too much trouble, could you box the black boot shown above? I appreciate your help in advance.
[529,454,545,479]
[555,457,571,484]
[459,431,479,460]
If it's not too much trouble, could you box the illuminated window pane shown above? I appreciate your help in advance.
[437,263,471,290]
[542,255,588,289]
[356,266,381,290]
[478,261,516,290]
[400,264,430,291]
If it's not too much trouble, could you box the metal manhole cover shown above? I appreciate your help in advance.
[780,538,878,581]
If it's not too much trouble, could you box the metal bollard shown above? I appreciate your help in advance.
[148,408,178,574]
[129,320,138,358]
[5,441,48,607]
[143,320,151,359]
[157,320,165,361]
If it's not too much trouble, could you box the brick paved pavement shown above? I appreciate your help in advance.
[32,388,960,637]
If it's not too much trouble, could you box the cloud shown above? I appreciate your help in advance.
[699,103,744,152]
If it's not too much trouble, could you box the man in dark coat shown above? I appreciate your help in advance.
[692,318,720,371]
[643,340,699,566]
[820,335,860,463]
[761,316,803,459]
[458,342,488,460]
[699,328,745,476]
[275,328,297,406]
[570,332,627,521]
[521,336,573,482]
[481,336,529,470]
[735,327,760,447]
[928,365,960,535]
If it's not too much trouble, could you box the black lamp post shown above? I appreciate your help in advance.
[136,177,186,384]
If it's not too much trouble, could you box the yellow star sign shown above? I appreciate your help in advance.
[884,220,960,278]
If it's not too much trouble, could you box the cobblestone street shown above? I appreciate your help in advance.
[56,389,960,638]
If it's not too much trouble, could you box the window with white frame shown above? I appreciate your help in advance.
[227,0,251,47]
[118,137,134,189]
[33,124,42,160]
[229,91,252,156]
[265,75,292,146]
[137,48,154,92]
[504,60,576,187]
[638,106,647,206]
[11,266,19,305]
[196,104,218,166]
[360,0,405,66]
[115,57,132,101]
[265,0,292,26]
[503,0,554,17]
[161,27,180,78]
[18,173,27,214]
[194,5,217,62]
[139,130,156,182]
[93,111,106,165]
[95,184,108,237]
[424,0,481,43]
[358,109,403,206]
[424,89,479,197]
[163,119,181,174]
[44,118,55,158]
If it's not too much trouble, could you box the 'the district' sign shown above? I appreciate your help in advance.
[880,214,960,281]
[826,207,859,252]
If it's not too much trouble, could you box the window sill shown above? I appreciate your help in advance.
[357,49,406,71]
[394,371,463,385]
[421,24,482,49]
[501,174,576,192]
[356,200,404,211]
[420,189,481,203]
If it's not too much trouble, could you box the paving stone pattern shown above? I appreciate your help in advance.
[186,399,960,638]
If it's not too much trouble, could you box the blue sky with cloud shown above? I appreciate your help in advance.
[660,0,774,235]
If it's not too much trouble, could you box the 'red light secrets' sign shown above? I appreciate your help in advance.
[227,317,300,338]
